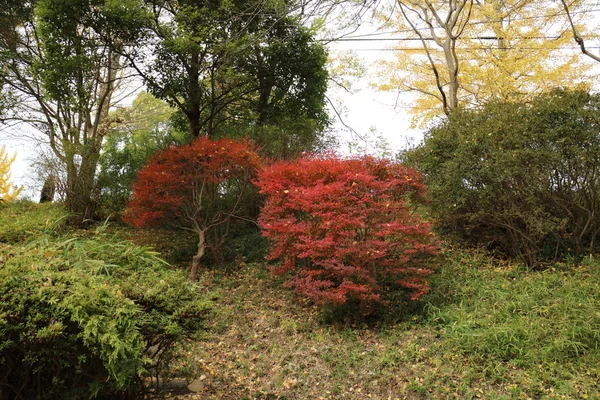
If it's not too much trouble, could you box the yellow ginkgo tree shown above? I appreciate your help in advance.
[0,145,22,201]
[374,0,596,127]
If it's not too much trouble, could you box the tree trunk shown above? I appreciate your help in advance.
[188,51,202,138]
[39,175,56,203]
[189,111,201,138]
[64,150,100,223]
[442,34,460,113]
[189,229,206,281]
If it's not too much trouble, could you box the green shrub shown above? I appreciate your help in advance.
[0,223,211,399]
[97,92,188,216]
[404,89,600,266]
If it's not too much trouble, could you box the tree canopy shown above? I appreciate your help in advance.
[375,0,594,126]
[0,0,143,219]
[115,0,330,141]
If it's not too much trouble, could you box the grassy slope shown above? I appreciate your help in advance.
[1,203,598,399]
[182,253,599,400]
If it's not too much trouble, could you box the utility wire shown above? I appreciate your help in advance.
[329,45,600,51]
[331,35,575,41]
[324,7,600,41]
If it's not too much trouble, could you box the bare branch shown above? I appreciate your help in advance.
[559,0,600,62]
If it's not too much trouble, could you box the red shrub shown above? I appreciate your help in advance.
[257,154,439,308]
[124,137,262,279]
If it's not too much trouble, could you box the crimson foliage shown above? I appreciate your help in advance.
[124,137,261,275]
[257,155,439,308]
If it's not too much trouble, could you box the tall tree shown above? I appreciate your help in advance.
[396,0,473,117]
[0,0,144,220]
[232,16,330,158]
[375,0,592,126]
[98,92,187,213]
[116,0,329,143]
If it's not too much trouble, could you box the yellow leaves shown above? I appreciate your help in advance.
[0,145,22,202]
[372,0,593,128]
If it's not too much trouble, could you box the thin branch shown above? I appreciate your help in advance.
[559,0,600,62]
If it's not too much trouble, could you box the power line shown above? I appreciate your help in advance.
[325,7,600,42]
[332,35,570,41]
[330,46,600,51]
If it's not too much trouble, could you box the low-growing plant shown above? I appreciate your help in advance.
[426,249,600,369]
[257,154,439,313]
[0,217,211,399]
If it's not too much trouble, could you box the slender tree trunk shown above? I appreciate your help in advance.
[255,47,272,126]
[188,52,202,138]
[443,38,460,111]
[190,229,206,281]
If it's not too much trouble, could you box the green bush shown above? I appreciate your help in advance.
[0,214,211,399]
[404,89,600,266]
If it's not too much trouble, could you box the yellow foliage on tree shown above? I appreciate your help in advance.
[374,0,596,127]
[0,145,22,202]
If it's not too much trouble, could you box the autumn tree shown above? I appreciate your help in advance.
[0,145,22,201]
[395,0,473,117]
[257,155,439,312]
[375,0,593,126]
[0,0,146,220]
[124,137,262,280]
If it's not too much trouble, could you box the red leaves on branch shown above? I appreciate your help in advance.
[123,137,261,231]
[257,154,439,308]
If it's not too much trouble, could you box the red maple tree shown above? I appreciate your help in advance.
[257,154,439,309]
[124,137,262,280]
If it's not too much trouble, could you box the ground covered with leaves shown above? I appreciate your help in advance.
[159,249,599,400]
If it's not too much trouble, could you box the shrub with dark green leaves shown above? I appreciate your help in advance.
[404,89,600,266]
[0,215,210,399]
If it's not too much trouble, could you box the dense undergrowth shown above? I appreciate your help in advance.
[0,202,211,399]
[0,201,599,399]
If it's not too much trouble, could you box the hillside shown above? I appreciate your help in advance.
[0,202,599,399]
